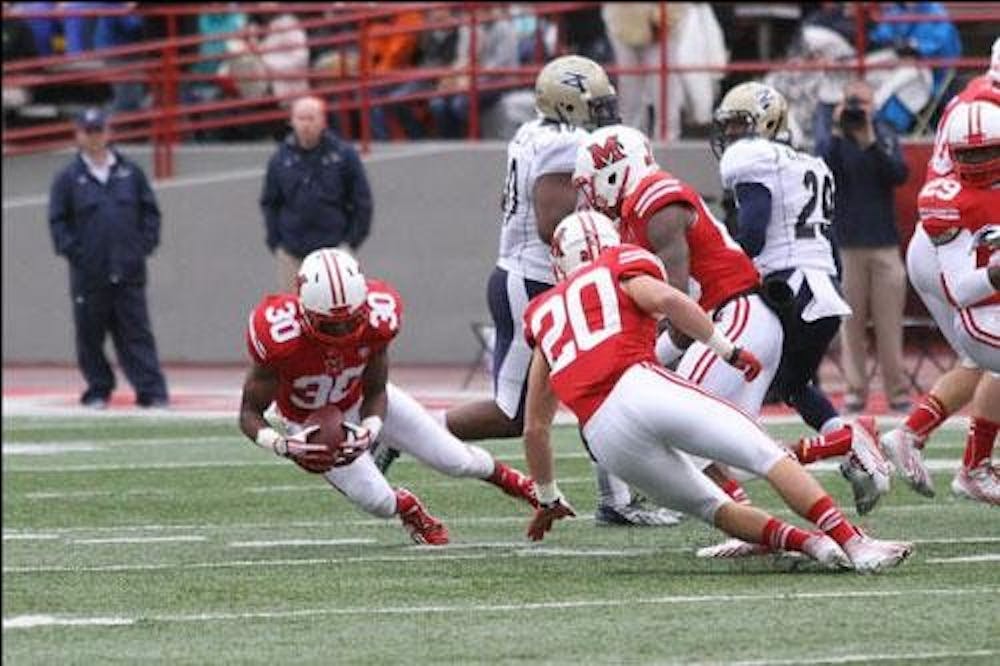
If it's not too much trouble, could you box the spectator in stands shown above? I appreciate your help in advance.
[260,96,373,293]
[868,2,962,133]
[48,108,170,410]
[93,3,147,112]
[370,6,458,140]
[428,6,519,139]
[185,9,249,105]
[601,3,685,137]
[257,9,310,103]
[365,9,424,140]
[816,79,911,414]
[9,2,56,56]
[562,5,612,64]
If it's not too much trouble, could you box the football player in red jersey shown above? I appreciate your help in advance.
[883,41,1000,502]
[572,125,891,526]
[238,248,538,545]
[885,101,999,505]
[520,211,913,573]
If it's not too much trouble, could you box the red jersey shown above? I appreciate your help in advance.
[245,279,402,423]
[927,75,1000,180]
[619,170,760,311]
[918,177,999,306]
[524,244,662,425]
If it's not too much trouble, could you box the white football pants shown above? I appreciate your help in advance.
[284,382,495,518]
[582,362,788,524]
[907,225,993,369]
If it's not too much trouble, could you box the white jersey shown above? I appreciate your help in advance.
[720,138,839,277]
[497,118,587,284]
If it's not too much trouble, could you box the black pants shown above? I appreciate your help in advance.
[71,281,168,405]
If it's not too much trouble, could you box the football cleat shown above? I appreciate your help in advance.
[841,533,914,574]
[487,462,539,508]
[695,538,771,559]
[881,428,935,497]
[801,533,851,570]
[950,461,1000,505]
[594,498,682,527]
[839,416,892,515]
[395,488,449,545]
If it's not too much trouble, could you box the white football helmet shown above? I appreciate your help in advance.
[573,125,657,217]
[711,81,788,157]
[297,248,369,344]
[551,210,621,280]
[944,100,1000,188]
[535,55,620,130]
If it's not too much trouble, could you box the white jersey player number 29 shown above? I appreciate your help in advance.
[531,267,622,374]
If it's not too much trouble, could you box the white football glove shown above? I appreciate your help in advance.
[337,416,382,467]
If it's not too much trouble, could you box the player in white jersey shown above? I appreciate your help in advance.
[713,83,884,513]
[374,56,677,526]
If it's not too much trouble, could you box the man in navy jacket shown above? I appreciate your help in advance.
[48,108,169,409]
[260,96,374,293]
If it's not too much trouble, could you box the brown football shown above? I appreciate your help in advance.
[302,405,346,453]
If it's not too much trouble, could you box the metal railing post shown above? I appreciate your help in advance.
[854,2,869,79]
[658,2,669,141]
[468,7,480,140]
[358,18,371,153]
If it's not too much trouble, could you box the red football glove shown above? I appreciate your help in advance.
[527,498,576,542]
[727,346,762,382]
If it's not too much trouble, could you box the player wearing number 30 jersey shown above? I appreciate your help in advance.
[519,212,913,573]
[238,248,539,546]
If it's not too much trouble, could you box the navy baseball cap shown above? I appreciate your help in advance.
[75,108,108,131]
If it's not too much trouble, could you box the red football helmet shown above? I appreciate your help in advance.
[297,248,369,345]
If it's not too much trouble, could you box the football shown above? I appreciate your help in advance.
[302,405,346,453]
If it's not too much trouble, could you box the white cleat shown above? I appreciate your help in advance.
[801,533,851,570]
[594,500,683,527]
[841,534,914,574]
[881,428,935,497]
[696,538,771,559]
[840,416,892,515]
[950,461,1000,506]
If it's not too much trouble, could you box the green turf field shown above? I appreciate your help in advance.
[3,415,997,665]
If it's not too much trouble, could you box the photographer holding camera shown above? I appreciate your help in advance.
[817,79,911,414]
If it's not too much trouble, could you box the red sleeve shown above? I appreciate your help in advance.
[612,244,669,282]
[246,294,303,365]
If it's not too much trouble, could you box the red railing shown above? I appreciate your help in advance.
[2,2,996,178]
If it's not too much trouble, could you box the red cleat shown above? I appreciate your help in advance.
[395,488,449,545]
[487,462,539,508]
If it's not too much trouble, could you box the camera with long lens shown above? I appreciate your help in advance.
[839,95,868,133]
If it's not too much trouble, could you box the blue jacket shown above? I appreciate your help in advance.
[260,130,373,258]
[816,121,909,248]
[49,149,161,288]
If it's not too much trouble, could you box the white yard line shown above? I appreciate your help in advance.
[6,516,999,541]
[228,539,375,548]
[714,649,998,666]
[71,536,207,545]
[926,554,1000,564]
[4,587,997,631]
[25,489,170,500]
[1,455,969,473]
